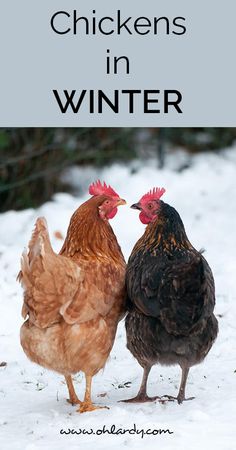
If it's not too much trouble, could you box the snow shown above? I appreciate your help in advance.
[0,148,236,450]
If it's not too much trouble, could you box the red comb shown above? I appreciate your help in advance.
[140,187,166,203]
[89,180,119,198]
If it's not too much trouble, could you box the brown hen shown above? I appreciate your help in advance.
[18,181,126,413]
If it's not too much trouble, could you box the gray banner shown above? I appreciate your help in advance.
[0,0,235,126]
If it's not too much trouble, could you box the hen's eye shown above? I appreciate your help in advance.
[148,203,153,209]
[104,200,110,205]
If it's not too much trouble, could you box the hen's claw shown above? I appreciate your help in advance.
[120,394,160,403]
[78,402,109,413]
[161,394,195,404]
[67,397,81,406]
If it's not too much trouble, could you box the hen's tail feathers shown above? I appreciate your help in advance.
[17,217,53,286]
[28,217,53,263]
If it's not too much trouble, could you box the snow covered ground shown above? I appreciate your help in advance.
[0,148,236,450]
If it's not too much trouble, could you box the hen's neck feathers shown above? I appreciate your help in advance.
[60,197,124,264]
[134,202,193,255]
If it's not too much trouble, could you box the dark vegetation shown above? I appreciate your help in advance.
[0,128,235,212]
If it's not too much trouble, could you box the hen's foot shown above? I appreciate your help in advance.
[162,394,195,405]
[78,402,109,413]
[120,394,160,403]
[67,396,82,406]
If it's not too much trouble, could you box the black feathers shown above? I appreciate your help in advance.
[125,200,218,399]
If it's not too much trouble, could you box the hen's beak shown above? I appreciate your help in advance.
[116,198,126,206]
[131,202,141,210]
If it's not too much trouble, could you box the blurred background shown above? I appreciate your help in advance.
[1,127,236,212]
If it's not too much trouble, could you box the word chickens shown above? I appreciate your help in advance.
[123,187,218,404]
[18,181,126,413]
[50,10,186,36]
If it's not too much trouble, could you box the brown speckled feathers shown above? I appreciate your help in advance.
[18,196,126,330]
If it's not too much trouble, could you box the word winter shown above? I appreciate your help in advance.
[53,89,183,114]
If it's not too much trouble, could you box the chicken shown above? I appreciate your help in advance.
[18,181,126,413]
[123,187,218,404]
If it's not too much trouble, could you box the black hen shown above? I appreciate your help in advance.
[124,189,218,404]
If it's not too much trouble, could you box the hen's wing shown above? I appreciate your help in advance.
[126,254,164,317]
[158,253,215,335]
[60,262,125,325]
[127,250,215,336]
[18,217,122,328]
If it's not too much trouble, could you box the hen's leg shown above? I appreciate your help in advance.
[177,366,195,404]
[163,366,195,404]
[65,375,81,405]
[78,375,109,413]
[121,365,159,403]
